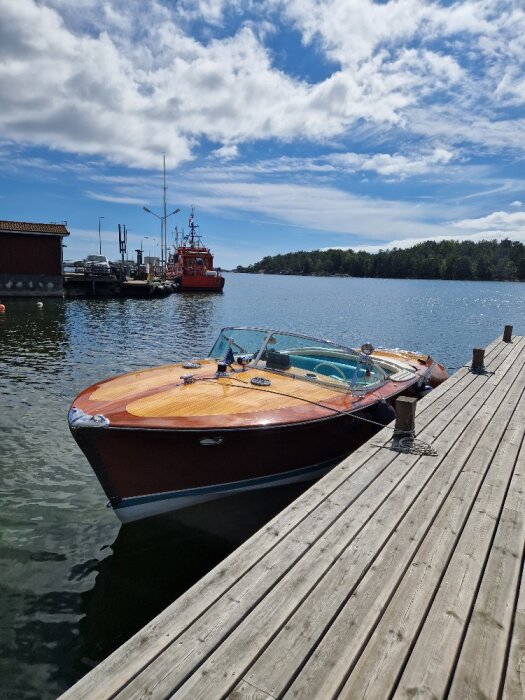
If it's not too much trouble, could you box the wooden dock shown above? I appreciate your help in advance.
[63,276,175,298]
[61,332,524,699]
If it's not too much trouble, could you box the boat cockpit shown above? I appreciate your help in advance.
[208,327,418,392]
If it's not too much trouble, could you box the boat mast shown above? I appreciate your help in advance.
[162,154,167,274]
[188,206,198,247]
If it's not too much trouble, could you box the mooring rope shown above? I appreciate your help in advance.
[388,435,438,456]
[196,373,437,455]
[467,366,496,376]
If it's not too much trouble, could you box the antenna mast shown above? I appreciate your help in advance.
[188,206,199,247]
[162,154,167,274]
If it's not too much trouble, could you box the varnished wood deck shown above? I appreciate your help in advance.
[75,350,434,429]
[61,333,525,699]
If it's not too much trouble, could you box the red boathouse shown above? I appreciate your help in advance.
[0,220,70,297]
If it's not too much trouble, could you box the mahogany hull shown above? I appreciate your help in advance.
[71,408,382,522]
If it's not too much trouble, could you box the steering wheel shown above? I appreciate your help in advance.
[313,361,347,381]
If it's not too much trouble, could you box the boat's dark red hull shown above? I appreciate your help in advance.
[71,408,381,522]
[175,273,225,292]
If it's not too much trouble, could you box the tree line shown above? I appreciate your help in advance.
[235,239,525,281]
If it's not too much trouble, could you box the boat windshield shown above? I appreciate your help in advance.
[209,327,388,390]
[209,328,269,359]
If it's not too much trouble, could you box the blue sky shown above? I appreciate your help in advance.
[1,0,524,269]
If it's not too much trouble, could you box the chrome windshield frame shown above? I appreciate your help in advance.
[210,326,356,356]
[209,326,390,392]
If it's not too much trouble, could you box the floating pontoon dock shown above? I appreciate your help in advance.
[61,330,524,699]
[63,276,174,298]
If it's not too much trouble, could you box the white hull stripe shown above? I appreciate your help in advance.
[113,459,341,523]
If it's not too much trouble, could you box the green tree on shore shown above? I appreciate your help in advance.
[235,239,525,282]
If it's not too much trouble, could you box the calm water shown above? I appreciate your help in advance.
[0,273,524,698]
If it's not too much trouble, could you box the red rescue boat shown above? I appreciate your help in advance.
[166,207,225,292]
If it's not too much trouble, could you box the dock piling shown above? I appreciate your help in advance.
[394,396,417,436]
[472,347,485,370]
[503,324,513,342]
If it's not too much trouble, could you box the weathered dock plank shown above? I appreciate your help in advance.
[392,385,525,699]
[59,333,525,700]
[503,552,525,699]
[449,459,525,699]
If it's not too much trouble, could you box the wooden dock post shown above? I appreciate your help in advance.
[503,325,513,342]
[472,347,485,370]
[394,396,417,436]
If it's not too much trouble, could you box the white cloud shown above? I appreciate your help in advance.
[363,148,455,178]
[72,153,525,254]
[192,148,460,180]
[3,1,367,165]
[1,0,524,171]
[164,173,458,241]
[175,0,254,26]
[324,230,525,255]
[81,161,454,241]
[318,206,525,254]
[278,0,525,148]
[210,144,239,160]
[279,0,507,69]
[1,0,524,271]
[326,147,456,178]
[85,191,146,205]
[407,106,525,154]
[454,210,525,230]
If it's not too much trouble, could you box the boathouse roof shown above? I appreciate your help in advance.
[0,220,70,236]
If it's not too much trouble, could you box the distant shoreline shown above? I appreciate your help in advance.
[234,238,525,283]
[231,270,523,283]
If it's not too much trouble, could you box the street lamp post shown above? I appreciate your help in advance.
[143,206,180,276]
[98,216,104,255]
[142,155,180,277]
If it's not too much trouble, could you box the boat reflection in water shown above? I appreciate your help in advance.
[68,326,448,526]
[78,481,310,665]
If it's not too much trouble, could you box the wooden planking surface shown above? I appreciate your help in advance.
[87,358,358,419]
[125,369,349,418]
[60,334,525,700]
[85,352,431,421]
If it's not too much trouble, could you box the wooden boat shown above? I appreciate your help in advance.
[68,327,447,523]
[166,208,225,292]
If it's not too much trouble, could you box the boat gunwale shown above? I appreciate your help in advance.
[69,370,426,431]
[68,327,437,430]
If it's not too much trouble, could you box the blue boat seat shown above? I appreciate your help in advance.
[286,353,381,384]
